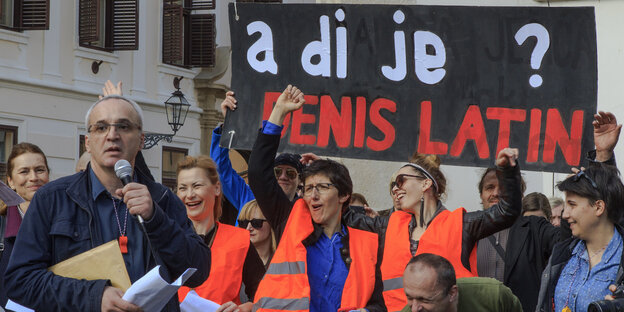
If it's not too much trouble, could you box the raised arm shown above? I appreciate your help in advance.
[464,148,523,241]
[210,91,255,212]
[591,111,621,165]
[248,85,305,242]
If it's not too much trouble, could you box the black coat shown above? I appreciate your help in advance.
[504,216,561,312]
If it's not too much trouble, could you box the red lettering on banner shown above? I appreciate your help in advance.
[289,96,318,144]
[450,105,490,158]
[318,96,352,148]
[367,98,396,151]
[486,107,526,155]
[354,97,367,148]
[418,101,448,155]
[542,109,584,165]
[526,109,542,163]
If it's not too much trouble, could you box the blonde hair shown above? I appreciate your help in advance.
[408,152,447,200]
[238,200,277,254]
[176,155,223,221]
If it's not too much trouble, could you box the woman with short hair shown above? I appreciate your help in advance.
[536,163,624,312]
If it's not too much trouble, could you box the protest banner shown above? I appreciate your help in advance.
[224,3,597,172]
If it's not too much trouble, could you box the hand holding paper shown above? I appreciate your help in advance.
[122,265,197,312]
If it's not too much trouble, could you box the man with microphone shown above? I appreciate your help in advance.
[5,95,210,311]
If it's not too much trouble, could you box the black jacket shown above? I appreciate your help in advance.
[504,216,561,312]
[248,130,387,312]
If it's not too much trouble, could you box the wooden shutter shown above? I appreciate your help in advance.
[111,0,138,50]
[162,3,183,65]
[19,0,49,30]
[79,0,100,44]
[189,0,214,9]
[188,13,214,67]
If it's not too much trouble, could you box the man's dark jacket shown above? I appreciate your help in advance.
[504,216,561,312]
[4,166,210,312]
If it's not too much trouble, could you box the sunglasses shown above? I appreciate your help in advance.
[274,167,298,180]
[391,174,427,189]
[572,170,598,190]
[238,219,267,229]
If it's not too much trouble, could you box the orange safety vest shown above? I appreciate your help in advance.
[178,222,250,304]
[252,199,378,312]
[381,209,478,311]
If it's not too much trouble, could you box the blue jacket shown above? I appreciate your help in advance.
[4,166,210,312]
[210,126,255,214]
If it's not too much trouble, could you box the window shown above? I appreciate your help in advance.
[162,0,215,67]
[78,0,138,51]
[0,125,17,183]
[235,0,281,2]
[0,0,49,31]
[162,146,187,191]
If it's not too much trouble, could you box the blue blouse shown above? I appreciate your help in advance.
[554,228,623,312]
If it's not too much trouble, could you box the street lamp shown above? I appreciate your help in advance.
[143,76,191,149]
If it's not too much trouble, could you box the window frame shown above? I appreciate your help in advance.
[0,0,50,32]
[161,146,188,191]
[0,125,18,183]
[162,0,215,68]
[78,0,138,52]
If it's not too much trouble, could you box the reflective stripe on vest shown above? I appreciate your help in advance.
[265,261,306,275]
[381,208,477,311]
[253,297,310,311]
[253,199,378,312]
[178,222,249,304]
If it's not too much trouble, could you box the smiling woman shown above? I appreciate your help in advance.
[537,163,624,312]
[344,148,523,311]
[175,155,265,311]
[1,142,50,307]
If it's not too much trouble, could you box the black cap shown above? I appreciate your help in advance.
[274,153,303,174]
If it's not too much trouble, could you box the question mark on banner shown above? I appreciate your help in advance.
[514,23,550,88]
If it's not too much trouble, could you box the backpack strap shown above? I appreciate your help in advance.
[0,215,6,256]
[487,235,506,259]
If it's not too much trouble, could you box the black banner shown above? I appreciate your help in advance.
[224,3,597,172]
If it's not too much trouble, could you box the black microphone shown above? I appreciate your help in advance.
[114,159,144,224]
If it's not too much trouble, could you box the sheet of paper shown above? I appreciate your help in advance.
[179,290,220,312]
[122,265,197,312]
[0,180,24,207]
[5,299,34,312]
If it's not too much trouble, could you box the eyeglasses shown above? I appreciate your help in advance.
[274,167,298,180]
[303,183,335,196]
[238,219,266,229]
[572,170,598,190]
[391,174,427,189]
[88,122,141,135]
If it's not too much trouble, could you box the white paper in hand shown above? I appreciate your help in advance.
[122,265,197,312]
[179,290,220,312]
[5,299,34,312]
[0,180,25,206]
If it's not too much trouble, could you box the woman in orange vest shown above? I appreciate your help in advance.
[345,148,523,312]
[175,155,265,311]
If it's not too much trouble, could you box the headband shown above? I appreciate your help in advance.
[400,163,439,193]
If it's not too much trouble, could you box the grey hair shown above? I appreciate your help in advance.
[84,95,144,130]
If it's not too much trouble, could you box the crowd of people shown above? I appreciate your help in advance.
[0,81,623,312]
